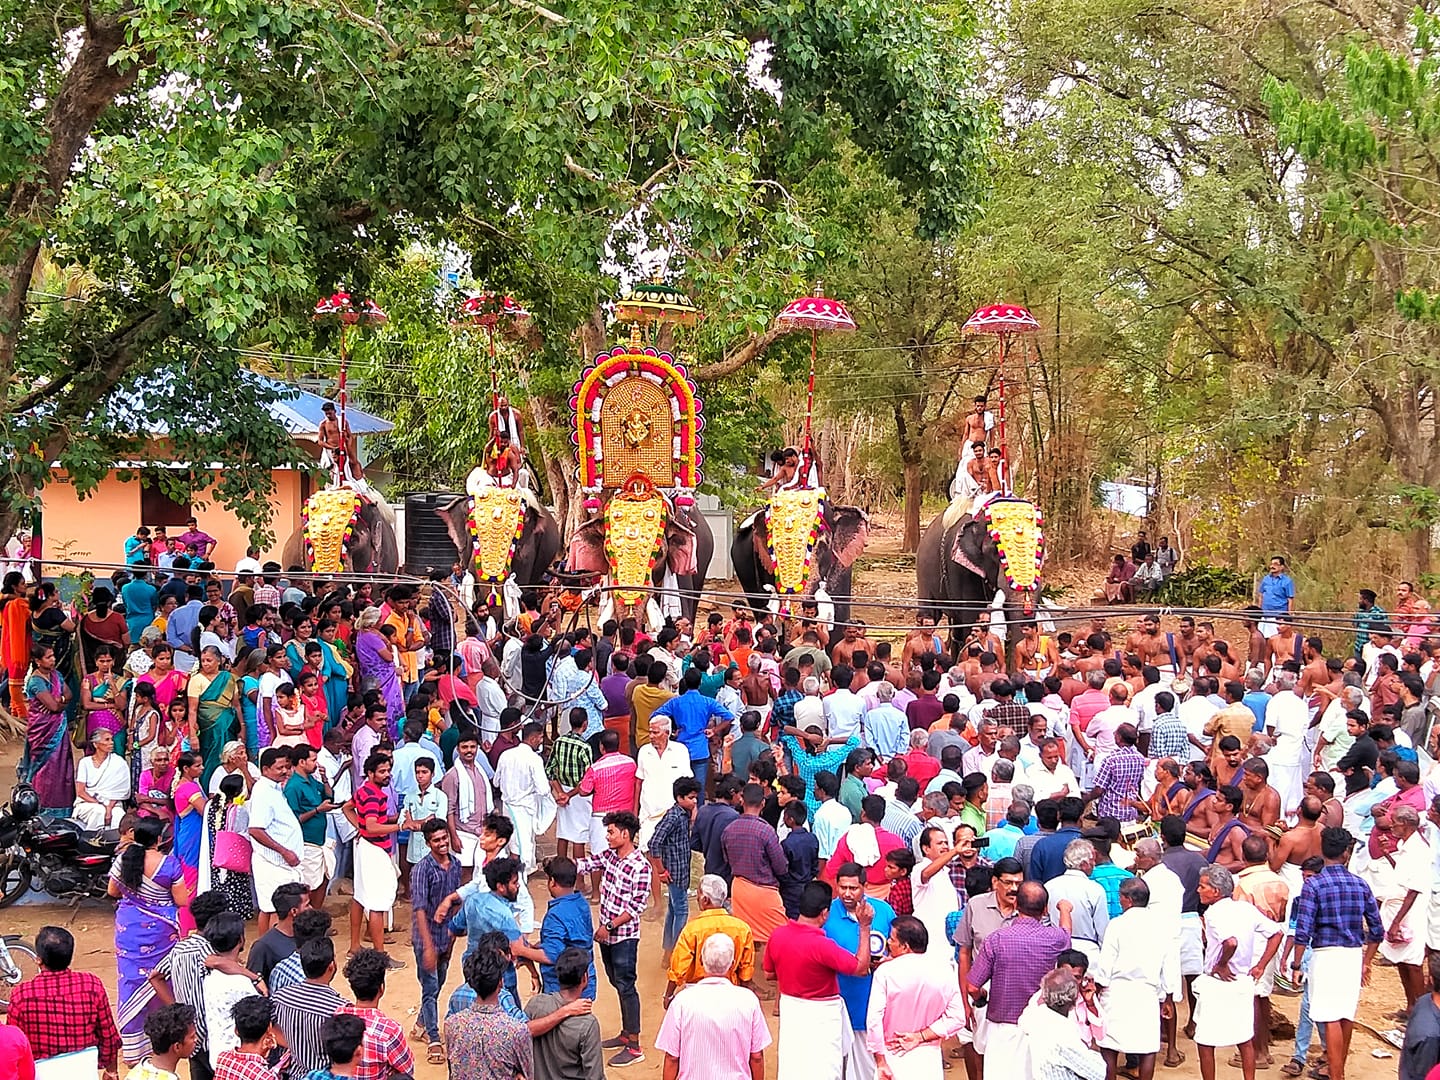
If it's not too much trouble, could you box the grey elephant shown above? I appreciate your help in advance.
[281,491,401,576]
[730,502,870,628]
[916,504,1034,664]
[567,503,714,626]
[432,493,563,597]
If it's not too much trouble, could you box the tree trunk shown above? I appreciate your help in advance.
[902,458,922,553]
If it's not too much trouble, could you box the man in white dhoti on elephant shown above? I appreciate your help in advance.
[494,720,555,874]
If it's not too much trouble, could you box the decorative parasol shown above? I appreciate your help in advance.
[452,291,531,417]
[314,291,388,483]
[615,281,702,328]
[773,289,857,486]
[962,303,1040,496]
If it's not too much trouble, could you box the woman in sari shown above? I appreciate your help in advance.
[0,574,30,719]
[79,588,130,674]
[186,645,237,787]
[108,816,185,1063]
[22,644,76,812]
[80,643,128,746]
[232,646,267,756]
[355,606,403,733]
[284,616,316,681]
[316,619,352,730]
[137,643,187,715]
[29,582,79,741]
[171,751,206,928]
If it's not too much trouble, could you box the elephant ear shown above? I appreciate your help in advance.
[825,506,870,569]
[434,497,470,561]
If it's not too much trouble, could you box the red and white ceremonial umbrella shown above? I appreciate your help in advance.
[773,290,857,485]
[962,303,1040,496]
[452,291,531,412]
[314,291,388,481]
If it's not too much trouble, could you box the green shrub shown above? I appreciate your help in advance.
[1154,564,1252,607]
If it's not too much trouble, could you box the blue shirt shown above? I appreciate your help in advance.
[120,579,157,640]
[823,897,895,1030]
[652,690,735,762]
[1242,691,1271,733]
[537,890,597,1000]
[1258,572,1295,612]
[167,599,203,654]
[779,827,820,918]
[1293,863,1384,949]
[982,822,1025,862]
[452,886,522,960]
[1027,826,1083,883]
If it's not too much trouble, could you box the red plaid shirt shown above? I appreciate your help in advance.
[215,1049,284,1080]
[8,969,121,1070]
[336,1006,413,1080]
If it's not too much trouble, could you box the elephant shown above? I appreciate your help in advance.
[567,500,714,626]
[432,493,563,594]
[281,490,401,576]
[915,503,1029,664]
[731,502,870,628]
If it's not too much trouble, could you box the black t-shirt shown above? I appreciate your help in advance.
[248,927,296,985]
[1131,540,1152,563]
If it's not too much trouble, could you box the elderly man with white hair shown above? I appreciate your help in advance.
[1043,839,1110,962]
[1264,670,1308,819]
[636,714,694,848]
[1374,803,1431,1008]
[665,874,757,1003]
[655,933,772,1080]
[795,675,826,732]
[1018,968,1108,1080]
[1194,864,1285,1080]
[1094,877,1179,1079]
[1314,684,1365,775]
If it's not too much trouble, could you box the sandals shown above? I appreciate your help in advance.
[1230,1053,1272,1070]
[1280,1061,1305,1077]
[409,1025,427,1044]
[1162,1052,1186,1070]
[427,1043,445,1065]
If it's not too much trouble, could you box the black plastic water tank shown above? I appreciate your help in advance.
[403,492,464,575]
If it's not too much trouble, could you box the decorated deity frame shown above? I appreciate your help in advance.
[570,345,703,492]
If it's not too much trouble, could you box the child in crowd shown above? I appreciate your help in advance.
[778,800,818,919]
[884,847,916,916]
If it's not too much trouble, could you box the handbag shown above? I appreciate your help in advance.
[213,806,252,873]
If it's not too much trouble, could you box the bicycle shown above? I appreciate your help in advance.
[0,935,38,1010]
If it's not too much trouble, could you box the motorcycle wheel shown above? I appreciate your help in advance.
[0,939,38,1010]
[0,850,32,908]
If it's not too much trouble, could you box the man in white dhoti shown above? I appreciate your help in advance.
[1374,805,1431,1010]
[1017,969,1108,1080]
[494,721,556,875]
[72,730,130,829]
[1194,865,1284,1080]
[1094,878,1178,1080]
[439,732,491,882]
[1288,827,1384,1080]
[1263,673,1308,820]
[865,916,968,1080]
[763,880,873,1080]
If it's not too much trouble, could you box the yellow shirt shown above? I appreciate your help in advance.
[668,906,756,986]
[632,684,674,746]
[383,610,422,683]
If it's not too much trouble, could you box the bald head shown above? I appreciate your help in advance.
[1016,881,1049,917]
[1299,795,1322,823]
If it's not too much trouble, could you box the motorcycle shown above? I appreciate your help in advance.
[0,782,121,907]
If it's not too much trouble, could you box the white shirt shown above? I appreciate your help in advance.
[823,688,866,741]
[1024,761,1080,802]
[203,969,256,1068]
[1178,697,1219,742]
[813,799,853,858]
[495,742,549,813]
[1202,897,1283,976]
[637,740,694,823]
[234,557,263,575]
[913,861,960,956]
[76,754,131,802]
[794,696,825,733]
[198,631,235,663]
[1265,690,1309,767]
[475,676,506,744]
[1095,906,1180,999]
[208,761,260,796]
[1137,862,1185,931]
[654,976,772,1080]
[318,747,355,841]
[246,775,304,866]
[1131,683,1163,733]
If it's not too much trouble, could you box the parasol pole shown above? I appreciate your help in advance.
[336,323,351,483]
[996,331,1010,495]
[803,328,818,487]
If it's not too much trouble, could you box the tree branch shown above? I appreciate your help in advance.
[691,326,787,381]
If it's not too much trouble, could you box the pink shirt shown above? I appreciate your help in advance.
[654,977,772,1080]
[865,952,968,1053]
[579,752,639,814]
[1069,689,1110,734]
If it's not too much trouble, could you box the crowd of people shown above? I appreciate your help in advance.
[0,534,1439,1080]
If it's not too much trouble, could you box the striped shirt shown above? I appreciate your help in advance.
[577,752,638,815]
[272,981,350,1080]
[545,733,592,789]
[353,780,393,851]
[153,934,215,1048]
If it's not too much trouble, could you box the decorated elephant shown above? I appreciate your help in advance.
[282,488,401,575]
[433,489,563,602]
[731,498,870,628]
[915,495,1044,662]
[567,492,714,627]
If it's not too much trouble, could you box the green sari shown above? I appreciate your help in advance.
[190,670,238,788]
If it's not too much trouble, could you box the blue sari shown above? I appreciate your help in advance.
[110,852,182,1061]
[318,638,350,730]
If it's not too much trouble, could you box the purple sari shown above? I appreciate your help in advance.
[110,852,182,1062]
[22,669,75,812]
[356,629,404,737]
